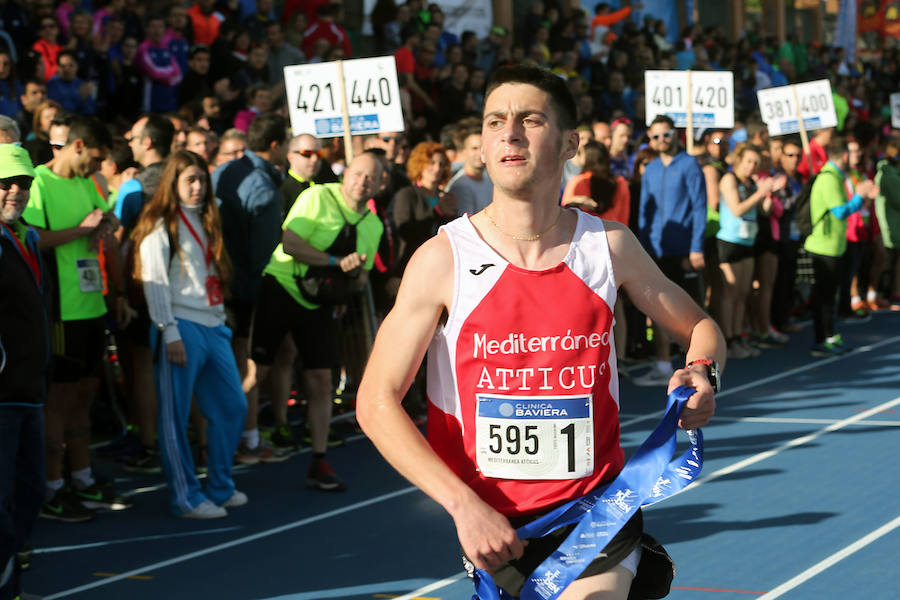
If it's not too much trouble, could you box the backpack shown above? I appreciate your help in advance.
[794,173,821,238]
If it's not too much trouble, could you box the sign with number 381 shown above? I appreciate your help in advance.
[284,56,404,138]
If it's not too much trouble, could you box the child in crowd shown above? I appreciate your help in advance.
[132,150,247,518]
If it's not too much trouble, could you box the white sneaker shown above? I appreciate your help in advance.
[632,366,671,387]
[727,341,750,359]
[223,490,248,508]
[768,326,789,344]
[179,500,227,519]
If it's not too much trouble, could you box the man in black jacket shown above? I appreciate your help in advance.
[0,144,48,600]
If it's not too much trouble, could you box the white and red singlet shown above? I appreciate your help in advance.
[426,210,624,517]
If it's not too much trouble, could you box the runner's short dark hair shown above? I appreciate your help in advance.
[140,113,175,158]
[649,115,675,129]
[247,113,287,152]
[66,115,112,150]
[485,64,577,131]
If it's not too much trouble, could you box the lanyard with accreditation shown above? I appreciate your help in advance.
[472,386,704,600]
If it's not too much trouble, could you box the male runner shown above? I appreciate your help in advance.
[357,65,725,599]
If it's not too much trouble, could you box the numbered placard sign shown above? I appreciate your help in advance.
[645,70,734,128]
[891,93,900,129]
[284,56,404,138]
[757,80,837,136]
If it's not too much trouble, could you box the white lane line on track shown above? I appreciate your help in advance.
[382,336,900,599]
[682,395,900,493]
[757,513,900,599]
[44,486,418,599]
[391,571,470,600]
[56,334,900,598]
[619,414,900,427]
[618,333,900,430]
[34,526,242,554]
[254,578,442,600]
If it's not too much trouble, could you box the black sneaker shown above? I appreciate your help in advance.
[73,482,134,511]
[122,447,163,474]
[40,489,96,522]
[306,459,347,492]
[266,424,301,453]
[17,544,33,571]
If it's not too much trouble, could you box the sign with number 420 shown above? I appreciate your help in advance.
[284,56,404,138]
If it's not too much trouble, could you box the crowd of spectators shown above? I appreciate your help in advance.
[2,1,900,595]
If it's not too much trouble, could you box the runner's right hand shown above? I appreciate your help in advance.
[452,495,526,572]
[80,208,104,230]
[167,340,187,366]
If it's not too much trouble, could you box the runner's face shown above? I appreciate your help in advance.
[0,177,32,224]
[736,150,759,179]
[341,154,381,206]
[177,165,207,207]
[287,137,321,179]
[481,83,576,196]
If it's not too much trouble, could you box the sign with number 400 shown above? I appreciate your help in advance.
[284,56,404,138]
[757,80,837,136]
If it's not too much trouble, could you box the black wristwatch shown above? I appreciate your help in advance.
[686,359,721,393]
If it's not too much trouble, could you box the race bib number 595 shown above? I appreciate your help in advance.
[475,394,593,480]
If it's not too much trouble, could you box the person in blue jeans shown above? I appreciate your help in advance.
[132,150,247,519]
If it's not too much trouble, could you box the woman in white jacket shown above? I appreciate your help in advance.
[132,150,247,518]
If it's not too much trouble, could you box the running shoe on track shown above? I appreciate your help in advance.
[40,489,95,522]
[122,446,163,474]
[306,459,347,492]
[74,482,134,510]
[264,424,302,453]
[235,441,291,464]
[179,500,227,519]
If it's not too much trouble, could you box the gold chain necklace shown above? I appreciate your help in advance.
[485,206,563,241]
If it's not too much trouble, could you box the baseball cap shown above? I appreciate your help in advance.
[490,25,507,36]
[0,144,36,180]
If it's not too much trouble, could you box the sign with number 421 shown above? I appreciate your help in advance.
[284,56,404,138]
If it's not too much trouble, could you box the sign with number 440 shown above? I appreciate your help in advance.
[284,56,404,138]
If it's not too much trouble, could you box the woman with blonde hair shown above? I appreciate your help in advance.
[132,150,247,519]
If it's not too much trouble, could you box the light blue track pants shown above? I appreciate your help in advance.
[153,319,247,515]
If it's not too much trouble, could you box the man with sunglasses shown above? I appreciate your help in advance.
[636,115,708,387]
[0,145,47,600]
[212,113,288,464]
[280,134,322,219]
[23,116,134,521]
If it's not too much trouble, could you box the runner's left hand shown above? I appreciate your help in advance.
[668,366,715,430]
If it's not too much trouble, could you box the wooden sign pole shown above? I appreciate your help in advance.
[791,84,814,174]
[336,59,353,163]
[686,70,694,154]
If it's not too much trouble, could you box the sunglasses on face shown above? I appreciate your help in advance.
[293,149,321,158]
[650,131,674,141]
[0,176,33,190]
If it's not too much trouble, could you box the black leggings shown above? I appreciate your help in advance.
[810,252,842,343]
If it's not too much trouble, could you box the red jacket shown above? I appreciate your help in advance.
[187,4,224,46]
